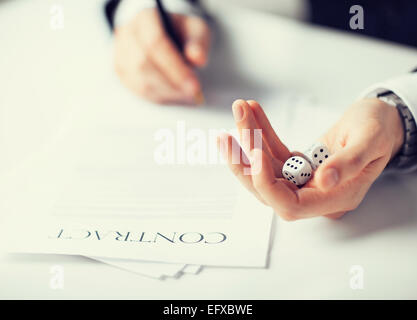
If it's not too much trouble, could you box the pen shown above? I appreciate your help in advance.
[155,0,205,105]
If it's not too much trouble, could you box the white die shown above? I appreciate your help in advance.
[304,142,330,170]
[282,156,313,186]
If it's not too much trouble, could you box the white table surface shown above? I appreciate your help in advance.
[1,0,417,299]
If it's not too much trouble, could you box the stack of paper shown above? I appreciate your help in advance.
[1,91,277,279]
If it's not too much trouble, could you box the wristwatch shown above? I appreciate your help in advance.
[377,91,417,171]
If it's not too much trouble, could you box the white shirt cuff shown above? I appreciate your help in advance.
[360,72,417,173]
[115,0,196,27]
[360,72,417,121]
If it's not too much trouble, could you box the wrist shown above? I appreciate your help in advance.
[114,0,155,28]
[114,0,199,28]
[373,98,404,160]
[362,98,404,161]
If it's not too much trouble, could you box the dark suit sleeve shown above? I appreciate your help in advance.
[104,0,121,31]
[308,0,417,48]
[104,0,202,31]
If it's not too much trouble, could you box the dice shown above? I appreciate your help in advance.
[282,156,313,186]
[303,142,330,170]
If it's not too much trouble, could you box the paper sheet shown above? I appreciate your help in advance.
[89,257,186,279]
[1,95,274,267]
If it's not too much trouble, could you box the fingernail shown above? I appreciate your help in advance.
[232,103,244,121]
[321,168,339,189]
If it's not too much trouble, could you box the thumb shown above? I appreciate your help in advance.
[315,138,376,191]
[177,16,211,67]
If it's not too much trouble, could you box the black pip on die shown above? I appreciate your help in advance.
[282,156,313,186]
[303,142,331,170]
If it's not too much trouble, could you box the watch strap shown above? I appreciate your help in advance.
[378,91,417,170]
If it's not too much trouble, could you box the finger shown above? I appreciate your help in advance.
[146,61,196,104]
[324,211,347,220]
[122,60,192,104]
[115,17,193,104]
[232,100,283,176]
[149,36,201,98]
[315,133,382,191]
[250,149,301,220]
[294,171,374,218]
[232,99,269,156]
[217,134,267,205]
[232,99,260,152]
[246,100,291,161]
[139,11,201,98]
[173,15,211,67]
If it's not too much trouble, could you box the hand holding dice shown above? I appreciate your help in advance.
[219,98,404,220]
[282,143,331,186]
